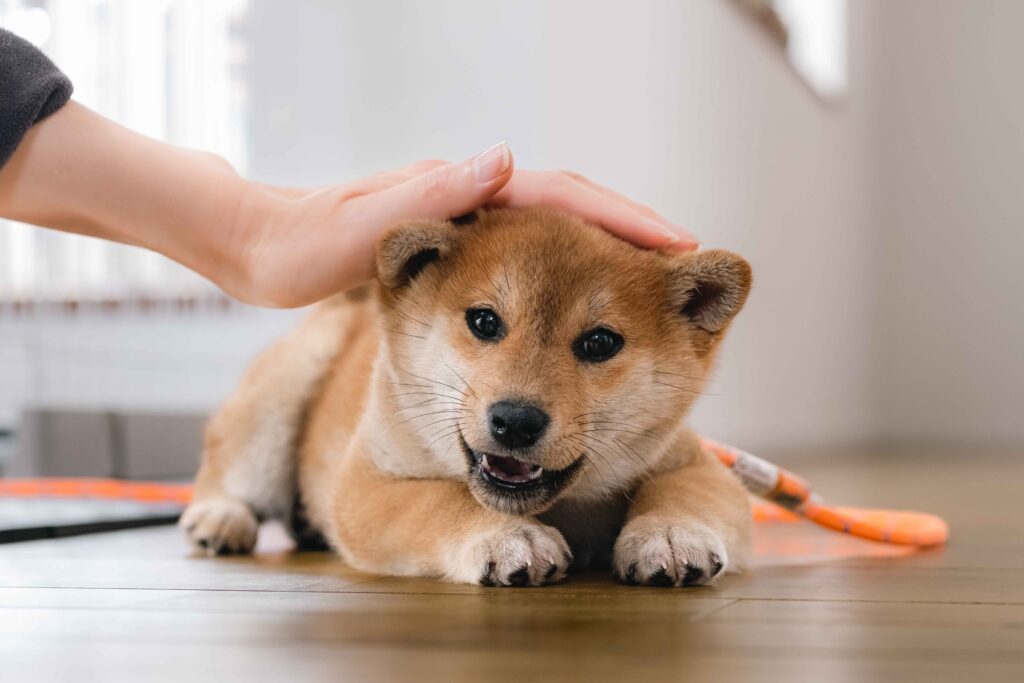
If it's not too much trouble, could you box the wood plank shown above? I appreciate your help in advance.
[3,638,1019,683]
[1,452,1023,682]
[4,598,1021,656]
[1,602,1022,682]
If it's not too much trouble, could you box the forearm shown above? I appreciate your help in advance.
[0,102,252,293]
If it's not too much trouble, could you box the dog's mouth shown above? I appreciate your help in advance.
[458,433,582,512]
[480,453,546,487]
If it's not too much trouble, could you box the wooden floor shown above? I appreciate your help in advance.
[2,452,1024,682]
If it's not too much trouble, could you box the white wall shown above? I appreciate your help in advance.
[869,0,1024,447]
[9,1,1020,455]
[245,0,879,452]
[0,307,301,426]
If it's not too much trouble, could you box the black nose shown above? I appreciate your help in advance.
[488,400,549,449]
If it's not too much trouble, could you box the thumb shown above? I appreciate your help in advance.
[354,142,513,229]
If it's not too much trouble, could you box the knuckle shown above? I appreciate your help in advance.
[559,169,588,183]
[418,167,455,200]
[552,171,579,189]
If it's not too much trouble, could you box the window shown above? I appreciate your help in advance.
[733,0,847,102]
[0,0,249,305]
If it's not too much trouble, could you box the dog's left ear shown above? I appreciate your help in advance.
[667,250,752,334]
[376,219,458,289]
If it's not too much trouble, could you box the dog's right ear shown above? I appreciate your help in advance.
[376,219,458,289]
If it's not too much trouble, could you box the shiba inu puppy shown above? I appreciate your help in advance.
[181,208,753,587]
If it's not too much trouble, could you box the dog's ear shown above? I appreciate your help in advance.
[668,250,752,334]
[376,219,458,289]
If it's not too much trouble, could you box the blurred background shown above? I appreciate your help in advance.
[1,0,1022,480]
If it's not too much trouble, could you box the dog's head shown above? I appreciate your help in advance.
[376,208,751,515]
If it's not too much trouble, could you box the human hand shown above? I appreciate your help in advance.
[0,104,696,308]
[227,142,698,307]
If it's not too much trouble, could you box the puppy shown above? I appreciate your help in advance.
[180,208,753,587]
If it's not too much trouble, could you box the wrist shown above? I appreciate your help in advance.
[103,141,254,299]
[210,178,282,304]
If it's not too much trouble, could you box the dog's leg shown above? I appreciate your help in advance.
[612,432,752,587]
[180,301,348,555]
[329,455,573,586]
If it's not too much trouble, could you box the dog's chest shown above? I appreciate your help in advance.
[538,495,630,569]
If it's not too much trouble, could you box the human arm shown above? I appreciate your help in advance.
[1,30,697,307]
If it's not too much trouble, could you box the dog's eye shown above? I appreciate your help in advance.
[574,328,624,362]
[466,308,503,341]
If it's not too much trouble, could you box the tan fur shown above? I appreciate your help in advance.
[182,208,753,587]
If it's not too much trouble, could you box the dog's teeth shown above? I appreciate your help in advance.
[528,465,543,480]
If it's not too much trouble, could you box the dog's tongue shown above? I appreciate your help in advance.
[483,454,543,484]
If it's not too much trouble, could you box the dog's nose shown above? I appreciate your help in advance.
[488,400,549,449]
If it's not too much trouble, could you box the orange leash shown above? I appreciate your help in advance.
[0,443,950,548]
[701,437,949,546]
[0,478,192,505]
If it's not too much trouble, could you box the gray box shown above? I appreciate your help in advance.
[11,409,206,480]
[115,412,204,480]
[12,410,115,477]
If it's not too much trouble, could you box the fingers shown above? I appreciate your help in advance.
[345,141,512,232]
[320,142,514,284]
[260,159,452,202]
[321,159,454,203]
[362,157,451,188]
[491,170,699,251]
[560,170,677,230]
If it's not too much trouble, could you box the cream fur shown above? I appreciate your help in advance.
[182,208,753,587]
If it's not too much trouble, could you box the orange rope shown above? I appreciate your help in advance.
[0,478,193,505]
[0,443,951,549]
[701,436,949,546]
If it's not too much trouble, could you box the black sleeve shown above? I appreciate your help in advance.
[0,28,73,168]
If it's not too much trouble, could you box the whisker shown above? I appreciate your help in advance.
[397,366,469,400]
[392,397,436,412]
[653,370,708,382]
[440,429,462,460]
[389,407,466,429]
[387,390,466,403]
[426,424,463,449]
[652,380,715,397]
[577,427,661,441]
[609,436,659,490]
[570,432,657,490]
[566,443,600,493]
[382,381,433,390]
[376,324,426,340]
[395,310,431,328]
[566,434,617,487]
[444,361,478,400]
[392,399,467,416]
[501,263,513,300]
[409,416,463,437]
[575,420,662,439]
[467,285,495,302]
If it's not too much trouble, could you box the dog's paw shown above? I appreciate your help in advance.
[613,517,728,587]
[446,521,572,587]
[179,498,258,556]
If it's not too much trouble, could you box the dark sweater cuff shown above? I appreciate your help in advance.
[0,28,73,168]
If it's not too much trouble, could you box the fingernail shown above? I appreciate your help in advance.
[657,221,700,251]
[472,141,511,183]
[658,224,680,245]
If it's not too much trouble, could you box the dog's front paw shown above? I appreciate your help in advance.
[613,517,728,587]
[446,521,572,587]
[179,498,258,556]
